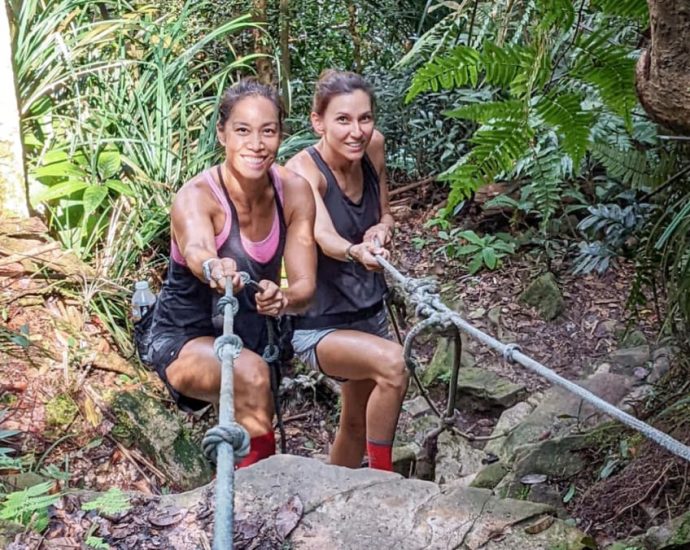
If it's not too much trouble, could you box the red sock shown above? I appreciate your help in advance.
[366,439,393,471]
[236,431,276,469]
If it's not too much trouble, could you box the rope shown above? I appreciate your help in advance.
[375,255,690,463]
[202,279,249,550]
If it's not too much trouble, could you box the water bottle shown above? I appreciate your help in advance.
[132,280,156,323]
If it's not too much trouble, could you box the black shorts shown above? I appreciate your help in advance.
[149,330,213,413]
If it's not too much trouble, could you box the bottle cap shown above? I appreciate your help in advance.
[135,281,149,290]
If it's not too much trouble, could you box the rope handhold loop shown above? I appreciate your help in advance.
[214,334,243,361]
[502,343,522,364]
[217,294,240,317]
[203,423,251,464]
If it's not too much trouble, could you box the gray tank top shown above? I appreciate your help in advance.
[294,146,386,330]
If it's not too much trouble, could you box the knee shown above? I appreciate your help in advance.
[376,348,408,393]
[235,356,271,396]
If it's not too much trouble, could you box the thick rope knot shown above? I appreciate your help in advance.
[214,334,243,361]
[502,343,522,363]
[202,423,251,464]
[262,343,280,364]
[217,294,239,317]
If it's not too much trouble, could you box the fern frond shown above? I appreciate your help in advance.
[524,148,565,225]
[406,46,481,102]
[480,42,533,88]
[591,142,667,188]
[445,99,526,123]
[572,33,637,124]
[81,488,131,515]
[590,0,648,25]
[534,92,594,168]
[536,0,575,30]
[471,119,534,176]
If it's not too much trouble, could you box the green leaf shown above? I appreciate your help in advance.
[468,253,484,274]
[97,150,122,180]
[104,179,135,197]
[35,179,89,203]
[81,488,131,515]
[406,46,481,102]
[86,536,110,549]
[459,230,484,245]
[82,186,110,215]
[455,244,481,255]
[482,247,498,269]
[563,484,576,503]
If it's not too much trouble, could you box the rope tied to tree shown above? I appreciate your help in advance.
[376,254,690,463]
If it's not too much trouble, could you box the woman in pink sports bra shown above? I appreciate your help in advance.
[148,80,316,469]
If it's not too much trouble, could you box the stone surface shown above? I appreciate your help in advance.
[620,329,647,348]
[470,462,508,490]
[519,272,564,320]
[512,435,588,479]
[490,372,633,462]
[484,401,535,458]
[403,396,432,418]
[434,431,488,484]
[456,367,527,411]
[420,334,475,387]
[109,389,212,491]
[609,345,651,370]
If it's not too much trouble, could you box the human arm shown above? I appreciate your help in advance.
[261,167,317,315]
[285,152,385,271]
[171,179,243,294]
[363,130,395,246]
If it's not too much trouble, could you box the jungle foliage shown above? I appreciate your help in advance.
[8,0,690,338]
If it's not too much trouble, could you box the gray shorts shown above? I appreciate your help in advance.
[292,308,391,380]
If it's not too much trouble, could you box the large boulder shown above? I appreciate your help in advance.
[456,367,527,411]
[109,389,212,491]
[7,455,596,549]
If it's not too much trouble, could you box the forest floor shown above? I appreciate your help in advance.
[1,186,688,548]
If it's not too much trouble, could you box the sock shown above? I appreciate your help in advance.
[366,439,393,471]
[236,431,276,469]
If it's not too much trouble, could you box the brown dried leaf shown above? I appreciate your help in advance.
[274,495,303,541]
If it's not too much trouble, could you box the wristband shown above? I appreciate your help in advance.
[345,243,356,263]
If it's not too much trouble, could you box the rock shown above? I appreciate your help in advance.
[484,401,535,458]
[468,307,486,319]
[519,272,564,320]
[487,305,502,327]
[109,389,212,491]
[403,396,432,418]
[456,367,527,411]
[648,354,671,384]
[527,484,569,518]
[612,508,690,549]
[492,372,633,462]
[512,436,588,479]
[609,346,651,370]
[434,431,488,484]
[621,329,647,348]
[420,335,475,387]
[392,443,419,478]
[470,462,508,490]
[633,366,648,380]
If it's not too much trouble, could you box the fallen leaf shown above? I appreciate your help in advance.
[524,515,554,534]
[520,473,548,485]
[274,495,303,541]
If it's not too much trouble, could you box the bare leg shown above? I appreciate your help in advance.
[165,336,274,436]
[316,331,408,467]
[330,379,375,467]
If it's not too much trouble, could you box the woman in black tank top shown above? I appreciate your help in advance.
[286,71,407,471]
[148,80,316,469]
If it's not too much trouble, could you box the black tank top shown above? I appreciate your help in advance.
[295,147,386,330]
[151,166,286,353]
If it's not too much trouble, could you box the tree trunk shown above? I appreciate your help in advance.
[0,2,28,218]
[253,0,274,84]
[347,2,361,73]
[635,0,690,134]
[279,0,290,110]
